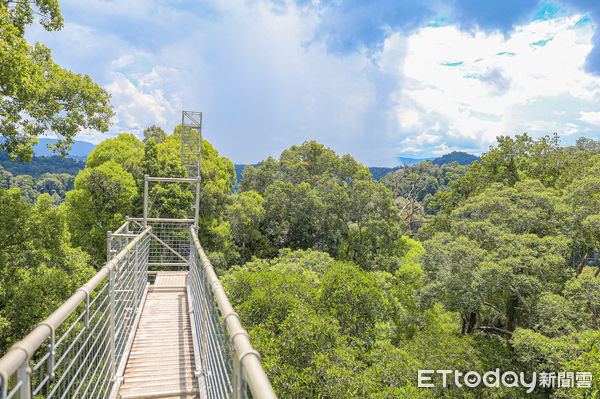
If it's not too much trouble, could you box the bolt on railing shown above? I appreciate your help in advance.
[189,227,277,399]
[0,227,151,399]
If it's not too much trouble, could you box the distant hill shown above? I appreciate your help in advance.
[0,151,86,177]
[34,138,97,159]
[371,152,479,181]
[235,152,479,184]
[397,156,434,165]
[369,167,399,181]
[431,151,479,166]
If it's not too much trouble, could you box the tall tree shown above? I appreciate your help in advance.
[0,1,113,161]
[143,125,166,144]
[63,161,136,265]
[86,133,144,179]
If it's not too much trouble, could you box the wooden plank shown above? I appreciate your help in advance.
[118,272,205,399]
[154,272,188,287]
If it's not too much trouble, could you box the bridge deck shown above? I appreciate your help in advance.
[118,272,206,399]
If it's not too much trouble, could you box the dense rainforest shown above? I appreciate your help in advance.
[1,1,598,397]
[1,127,599,398]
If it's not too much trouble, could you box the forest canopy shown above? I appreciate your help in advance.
[1,132,599,398]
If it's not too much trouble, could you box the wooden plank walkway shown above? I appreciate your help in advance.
[118,272,205,399]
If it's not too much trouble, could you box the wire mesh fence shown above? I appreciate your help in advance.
[1,230,150,399]
[189,239,237,399]
[129,218,192,271]
[2,222,276,399]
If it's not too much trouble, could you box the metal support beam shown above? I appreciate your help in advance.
[181,111,202,227]
[129,217,195,223]
[16,364,30,399]
[143,175,149,228]
[107,231,112,261]
[146,177,197,183]
[147,262,189,267]
[233,354,242,399]
[109,268,116,379]
[144,175,148,228]
[194,177,201,229]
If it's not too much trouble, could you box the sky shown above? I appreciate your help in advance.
[27,0,600,166]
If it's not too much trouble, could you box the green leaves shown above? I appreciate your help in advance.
[0,187,93,352]
[237,141,405,269]
[143,125,166,144]
[0,3,113,161]
[223,249,405,397]
[63,160,136,265]
[87,133,144,177]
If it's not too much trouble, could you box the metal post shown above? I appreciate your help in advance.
[143,175,149,228]
[232,353,242,399]
[48,331,55,382]
[201,267,207,372]
[195,120,202,229]
[84,292,90,329]
[109,268,116,379]
[16,364,30,399]
[194,177,201,229]
[107,231,112,261]
[134,242,140,309]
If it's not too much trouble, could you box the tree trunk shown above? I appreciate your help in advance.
[465,312,477,334]
[506,295,519,332]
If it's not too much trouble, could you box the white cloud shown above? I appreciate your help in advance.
[383,14,600,156]
[579,111,600,126]
[105,70,179,131]
[24,1,600,165]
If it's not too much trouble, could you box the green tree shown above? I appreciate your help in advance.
[225,191,267,261]
[0,1,113,161]
[0,190,93,352]
[263,181,326,251]
[421,181,573,338]
[239,141,406,268]
[223,248,520,398]
[143,125,166,144]
[63,160,136,265]
[10,174,37,202]
[86,133,144,179]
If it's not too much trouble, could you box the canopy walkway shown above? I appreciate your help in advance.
[0,221,276,399]
[0,111,277,399]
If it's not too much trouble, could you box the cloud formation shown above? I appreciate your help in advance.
[298,0,600,75]
[25,0,600,166]
[390,14,600,156]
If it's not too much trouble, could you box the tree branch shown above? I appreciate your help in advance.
[476,326,513,338]
[483,301,503,315]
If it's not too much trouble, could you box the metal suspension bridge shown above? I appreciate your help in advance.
[0,112,277,399]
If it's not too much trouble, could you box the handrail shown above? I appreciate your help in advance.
[128,217,195,223]
[190,227,277,399]
[0,226,152,390]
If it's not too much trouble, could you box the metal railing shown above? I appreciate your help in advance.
[0,227,151,399]
[0,223,277,399]
[129,218,192,269]
[189,227,277,399]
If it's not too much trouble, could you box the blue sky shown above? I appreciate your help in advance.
[27,0,600,166]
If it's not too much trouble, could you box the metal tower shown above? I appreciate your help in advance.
[181,111,202,178]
